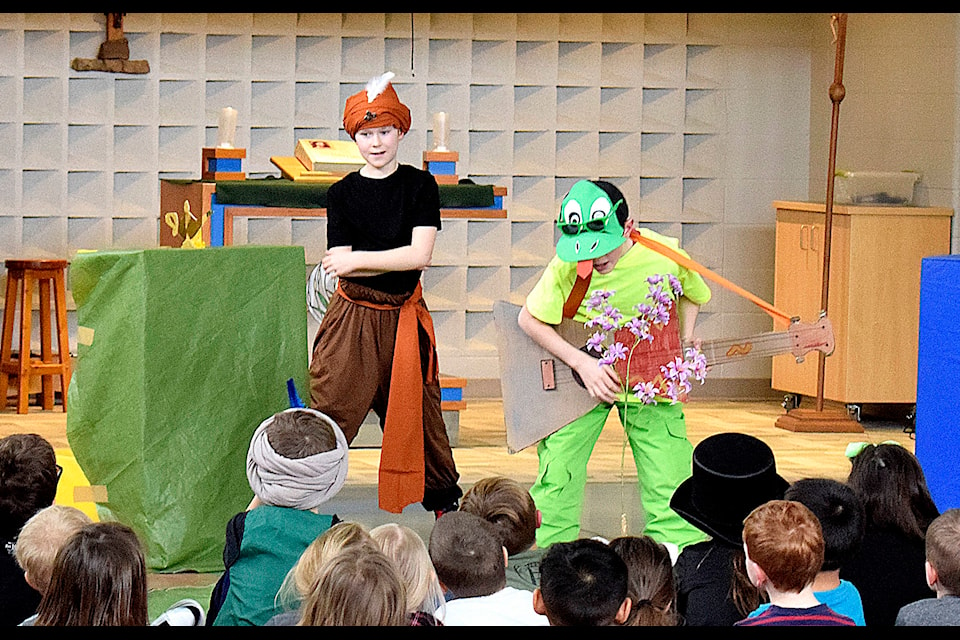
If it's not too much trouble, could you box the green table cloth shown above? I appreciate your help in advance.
[161,177,496,209]
[66,245,308,572]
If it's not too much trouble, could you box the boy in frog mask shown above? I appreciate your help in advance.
[517,179,711,551]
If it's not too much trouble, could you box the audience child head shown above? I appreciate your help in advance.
[276,521,378,614]
[459,476,540,556]
[846,443,939,541]
[34,521,148,626]
[0,433,59,540]
[923,508,960,597]
[297,546,407,626]
[428,510,506,598]
[533,538,632,626]
[370,523,445,622]
[246,407,349,512]
[784,478,865,574]
[608,535,678,626]
[742,500,825,596]
[14,505,92,597]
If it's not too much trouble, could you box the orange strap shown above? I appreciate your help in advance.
[335,281,436,513]
[629,230,794,328]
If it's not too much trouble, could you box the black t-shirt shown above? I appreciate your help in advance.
[326,164,441,295]
[1,536,40,626]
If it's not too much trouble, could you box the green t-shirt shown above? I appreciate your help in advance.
[525,228,711,326]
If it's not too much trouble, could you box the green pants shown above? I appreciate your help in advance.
[530,401,705,550]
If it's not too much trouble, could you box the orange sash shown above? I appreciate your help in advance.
[335,281,437,514]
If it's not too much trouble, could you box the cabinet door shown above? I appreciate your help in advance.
[771,209,826,396]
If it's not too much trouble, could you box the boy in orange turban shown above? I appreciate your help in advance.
[309,72,462,517]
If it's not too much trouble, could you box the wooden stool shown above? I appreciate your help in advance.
[0,260,71,413]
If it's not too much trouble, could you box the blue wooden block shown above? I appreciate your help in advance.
[915,254,960,511]
[441,386,462,402]
[426,161,457,175]
[208,193,225,247]
[208,158,242,173]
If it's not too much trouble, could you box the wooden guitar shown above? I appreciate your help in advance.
[492,300,835,454]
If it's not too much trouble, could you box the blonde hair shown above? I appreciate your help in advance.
[297,547,407,626]
[275,521,378,612]
[15,505,92,594]
[370,523,445,616]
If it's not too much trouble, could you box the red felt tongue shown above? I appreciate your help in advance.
[576,260,593,279]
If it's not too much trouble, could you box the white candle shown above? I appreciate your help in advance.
[432,111,449,151]
[217,107,237,149]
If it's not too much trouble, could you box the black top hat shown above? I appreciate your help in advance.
[670,432,789,548]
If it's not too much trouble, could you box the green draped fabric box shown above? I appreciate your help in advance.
[66,246,308,573]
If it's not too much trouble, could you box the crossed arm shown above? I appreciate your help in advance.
[321,226,437,278]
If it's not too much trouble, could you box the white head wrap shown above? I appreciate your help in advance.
[246,408,349,510]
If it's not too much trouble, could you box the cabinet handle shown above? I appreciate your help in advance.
[811,225,821,253]
[800,224,810,250]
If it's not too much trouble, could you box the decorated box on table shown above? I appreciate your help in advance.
[295,139,365,173]
[66,246,308,572]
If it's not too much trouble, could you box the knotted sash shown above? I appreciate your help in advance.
[335,280,437,513]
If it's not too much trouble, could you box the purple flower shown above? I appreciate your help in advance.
[599,342,628,367]
[586,289,614,312]
[650,287,673,307]
[668,274,683,297]
[653,305,671,326]
[662,356,691,381]
[586,331,606,353]
[603,305,623,325]
[598,317,617,332]
[606,342,628,361]
[632,380,659,404]
[624,316,650,340]
[646,275,663,286]
[685,347,708,382]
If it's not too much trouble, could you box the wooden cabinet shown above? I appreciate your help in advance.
[772,201,953,405]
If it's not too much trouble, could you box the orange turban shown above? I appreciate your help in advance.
[343,72,411,139]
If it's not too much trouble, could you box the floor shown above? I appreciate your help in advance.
[1,395,916,590]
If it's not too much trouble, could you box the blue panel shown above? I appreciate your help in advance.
[208,192,224,247]
[427,161,457,175]
[441,387,462,402]
[915,254,960,511]
[209,158,242,172]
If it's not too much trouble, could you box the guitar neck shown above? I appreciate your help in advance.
[690,331,797,367]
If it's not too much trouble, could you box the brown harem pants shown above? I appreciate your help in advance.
[308,279,462,512]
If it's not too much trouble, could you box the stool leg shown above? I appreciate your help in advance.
[39,277,53,410]
[53,269,71,412]
[17,273,33,414]
[0,271,18,410]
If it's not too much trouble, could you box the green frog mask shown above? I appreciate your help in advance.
[555,180,626,263]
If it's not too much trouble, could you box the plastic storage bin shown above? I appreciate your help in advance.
[834,170,921,205]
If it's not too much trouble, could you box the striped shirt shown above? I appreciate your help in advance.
[735,604,857,626]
